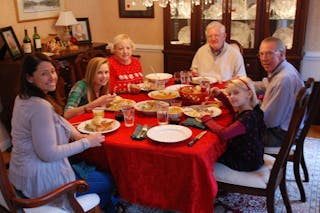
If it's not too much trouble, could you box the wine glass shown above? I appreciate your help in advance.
[200,80,211,105]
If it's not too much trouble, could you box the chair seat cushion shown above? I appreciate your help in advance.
[23,193,100,213]
[214,154,275,189]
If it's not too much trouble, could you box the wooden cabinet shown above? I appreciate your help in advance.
[163,0,309,80]
[0,42,108,133]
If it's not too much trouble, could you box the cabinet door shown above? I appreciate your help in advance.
[164,0,196,50]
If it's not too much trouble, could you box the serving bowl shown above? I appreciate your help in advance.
[179,85,209,106]
[145,73,172,83]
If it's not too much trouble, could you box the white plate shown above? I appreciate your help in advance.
[148,90,180,100]
[134,100,169,116]
[147,125,192,143]
[178,26,191,44]
[165,84,189,91]
[192,77,217,84]
[183,105,222,118]
[272,27,293,49]
[145,73,172,82]
[77,118,120,134]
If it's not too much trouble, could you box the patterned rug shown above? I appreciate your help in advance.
[118,137,320,213]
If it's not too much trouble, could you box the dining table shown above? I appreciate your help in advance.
[68,80,232,213]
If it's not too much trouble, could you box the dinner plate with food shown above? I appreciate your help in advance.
[77,118,120,134]
[183,105,222,118]
[105,96,136,111]
[148,90,180,100]
[134,100,169,116]
[191,76,217,84]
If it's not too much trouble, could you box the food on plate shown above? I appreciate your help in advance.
[105,96,135,111]
[139,81,156,91]
[183,105,222,118]
[139,101,157,111]
[180,85,202,94]
[168,106,183,114]
[84,119,115,132]
[149,90,179,100]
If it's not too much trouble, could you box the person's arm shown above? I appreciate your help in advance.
[253,78,268,94]
[261,78,293,128]
[31,102,89,162]
[202,115,246,141]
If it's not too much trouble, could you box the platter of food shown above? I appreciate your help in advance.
[147,125,192,143]
[148,90,180,100]
[145,73,172,82]
[183,105,222,118]
[77,118,120,134]
[165,84,189,91]
[134,100,169,116]
[105,96,136,111]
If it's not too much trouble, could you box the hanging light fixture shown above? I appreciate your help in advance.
[130,0,214,8]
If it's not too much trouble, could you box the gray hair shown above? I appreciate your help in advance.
[205,21,226,36]
[261,37,286,55]
[109,34,136,54]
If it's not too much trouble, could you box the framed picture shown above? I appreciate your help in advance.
[119,0,154,18]
[0,26,23,60]
[15,0,65,22]
[71,18,92,44]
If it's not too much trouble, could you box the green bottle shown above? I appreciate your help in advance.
[23,29,32,54]
[33,26,42,52]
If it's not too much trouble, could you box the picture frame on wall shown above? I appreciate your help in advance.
[119,0,154,18]
[15,0,64,22]
[71,18,92,44]
[0,26,23,60]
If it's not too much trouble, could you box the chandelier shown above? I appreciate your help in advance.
[131,0,214,8]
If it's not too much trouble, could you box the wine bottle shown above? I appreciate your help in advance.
[33,26,42,52]
[23,29,32,54]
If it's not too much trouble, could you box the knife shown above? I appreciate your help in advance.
[188,131,208,147]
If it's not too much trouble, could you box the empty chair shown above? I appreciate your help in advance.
[214,86,310,213]
[264,78,318,202]
[0,151,100,213]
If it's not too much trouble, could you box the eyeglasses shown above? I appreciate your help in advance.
[258,50,279,58]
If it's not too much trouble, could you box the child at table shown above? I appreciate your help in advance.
[200,77,266,171]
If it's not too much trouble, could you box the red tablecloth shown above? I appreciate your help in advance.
[69,84,232,213]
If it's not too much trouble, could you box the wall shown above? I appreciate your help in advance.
[0,0,319,79]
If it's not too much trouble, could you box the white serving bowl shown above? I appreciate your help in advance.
[145,73,172,83]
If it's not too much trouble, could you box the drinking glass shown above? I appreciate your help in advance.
[180,71,191,84]
[156,79,166,90]
[200,80,211,104]
[173,71,181,84]
[157,103,169,125]
[121,104,135,127]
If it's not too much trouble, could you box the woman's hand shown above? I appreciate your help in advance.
[85,133,105,148]
[93,94,116,107]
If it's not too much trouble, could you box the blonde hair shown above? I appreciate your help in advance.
[227,77,259,108]
[84,57,109,102]
[109,34,136,54]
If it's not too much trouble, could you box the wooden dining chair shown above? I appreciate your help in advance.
[0,151,101,213]
[264,78,318,202]
[213,86,310,213]
[74,49,109,81]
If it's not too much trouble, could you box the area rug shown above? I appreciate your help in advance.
[119,137,320,213]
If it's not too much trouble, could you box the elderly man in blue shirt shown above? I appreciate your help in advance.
[254,37,304,147]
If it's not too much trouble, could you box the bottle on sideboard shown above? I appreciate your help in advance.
[33,26,42,52]
[23,29,32,54]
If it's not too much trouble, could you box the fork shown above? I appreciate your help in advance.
[137,125,148,139]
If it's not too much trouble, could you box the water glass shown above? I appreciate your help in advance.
[157,103,169,125]
[121,104,135,127]
[156,79,166,90]
[200,80,211,103]
[173,71,181,84]
[180,71,191,84]
[92,108,104,118]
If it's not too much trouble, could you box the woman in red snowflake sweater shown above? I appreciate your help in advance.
[108,34,144,93]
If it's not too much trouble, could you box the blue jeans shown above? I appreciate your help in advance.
[75,169,118,213]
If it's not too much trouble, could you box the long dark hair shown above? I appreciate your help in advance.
[19,53,64,115]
